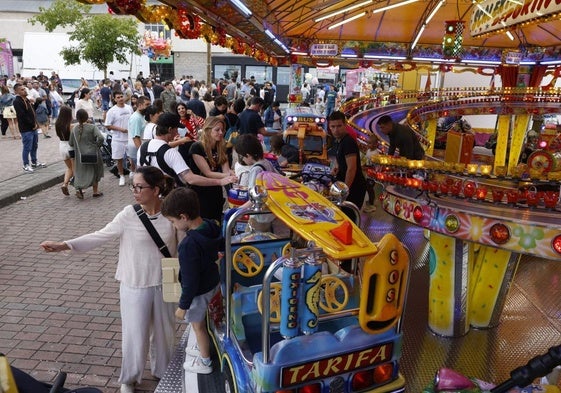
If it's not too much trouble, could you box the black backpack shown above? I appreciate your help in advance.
[139,141,183,186]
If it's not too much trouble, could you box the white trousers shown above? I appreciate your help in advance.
[119,283,176,384]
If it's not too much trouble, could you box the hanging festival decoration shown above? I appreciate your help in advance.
[175,7,201,39]
[107,0,145,15]
[141,30,171,59]
[136,4,172,23]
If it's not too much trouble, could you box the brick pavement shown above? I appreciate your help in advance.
[0,134,185,392]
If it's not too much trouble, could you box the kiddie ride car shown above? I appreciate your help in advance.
[283,106,328,165]
[209,171,411,393]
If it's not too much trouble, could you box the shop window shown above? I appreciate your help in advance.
[276,67,290,86]
[246,66,272,83]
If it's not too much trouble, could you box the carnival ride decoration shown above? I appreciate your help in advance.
[339,87,561,337]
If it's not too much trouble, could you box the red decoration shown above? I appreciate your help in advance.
[107,0,143,15]
[330,221,353,245]
[439,64,453,72]
[216,27,227,47]
[176,8,201,39]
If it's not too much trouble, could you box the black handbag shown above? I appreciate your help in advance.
[79,153,98,164]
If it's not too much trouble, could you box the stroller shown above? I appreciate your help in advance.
[95,120,114,168]
[1,354,102,393]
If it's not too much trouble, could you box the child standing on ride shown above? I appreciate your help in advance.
[161,187,222,375]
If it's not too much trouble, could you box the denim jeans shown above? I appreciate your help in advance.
[21,130,38,166]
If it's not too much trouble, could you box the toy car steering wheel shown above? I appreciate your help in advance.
[282,242,293,257]
[257,282,282,323]
[232,246,264,277]
[319,276,349,313]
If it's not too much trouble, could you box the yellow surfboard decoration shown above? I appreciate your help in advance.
[256,172,377,260]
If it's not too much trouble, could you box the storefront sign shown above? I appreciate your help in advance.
[470,0,561,36]
[310,44,338,57]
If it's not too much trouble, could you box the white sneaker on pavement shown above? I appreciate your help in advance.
[23,165,34,173]
[183,356,212,374]
[120,383,135,393]
[31,162,47,168]
[185,344,200,357]
[129,171,134,179]
[119,175,126,186]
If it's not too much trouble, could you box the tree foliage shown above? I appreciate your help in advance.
[28,1,91,32]
[28,0,141,78]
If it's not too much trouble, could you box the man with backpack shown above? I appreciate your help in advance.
[138,112,236,187]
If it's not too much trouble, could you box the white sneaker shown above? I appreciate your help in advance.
[363,204,376,213]
[120,383,135,393]
[185,344,200,357]
[23,165,34,173]
[183,356,212,374]
[119,175,126,186]
[129,171,134,179]
[31,162,47,168]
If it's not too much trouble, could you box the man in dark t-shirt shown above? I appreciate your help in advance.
[378,115,425,160]
[237,96,276,137]
[328,110,366,210]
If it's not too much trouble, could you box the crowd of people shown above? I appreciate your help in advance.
[1,68,426,393]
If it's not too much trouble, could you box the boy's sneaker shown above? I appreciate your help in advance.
[31,162,47,168]
[23,165,34,173]
[185,344,200,357]
[183,356,212,375]
[119,175,126,186]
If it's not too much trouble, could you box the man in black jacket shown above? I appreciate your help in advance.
[13,83,46,172]
[378,115,425,160]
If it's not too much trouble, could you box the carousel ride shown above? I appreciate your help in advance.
[341,87,561,337]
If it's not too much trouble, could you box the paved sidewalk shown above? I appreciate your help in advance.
[0,133,185,392]
[0,133,65,208]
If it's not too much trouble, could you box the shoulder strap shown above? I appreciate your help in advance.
[139,141,150,166]
[133,204,172,258]
[155,144,182,185]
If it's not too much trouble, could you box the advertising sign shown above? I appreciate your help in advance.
[310,44,339,57]
[470,0,561,36]
[0,41,14,76]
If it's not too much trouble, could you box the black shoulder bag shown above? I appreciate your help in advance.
[133,204,172,258]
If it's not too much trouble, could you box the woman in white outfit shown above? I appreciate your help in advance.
[40,166,180,393]
[75,88,95,121]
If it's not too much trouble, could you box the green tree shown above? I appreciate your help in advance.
[29,0,141,79]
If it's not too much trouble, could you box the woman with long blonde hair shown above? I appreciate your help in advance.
[186,116,234,223]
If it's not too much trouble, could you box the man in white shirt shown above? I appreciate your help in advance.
[6,75,16,94]
[138,113,237,187]
[26,81,40,104]
[105,91,133,186]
